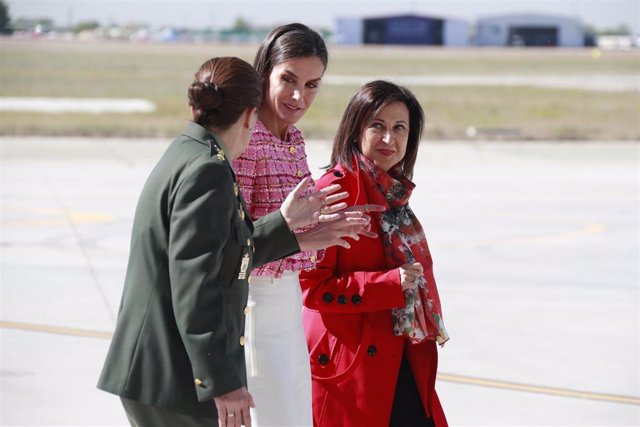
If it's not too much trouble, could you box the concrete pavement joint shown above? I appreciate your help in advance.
[43,170,117,322]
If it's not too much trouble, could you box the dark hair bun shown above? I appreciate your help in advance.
[188,81,223,111]
[189,57,262,130]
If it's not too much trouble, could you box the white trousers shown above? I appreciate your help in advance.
[245,271,313,427]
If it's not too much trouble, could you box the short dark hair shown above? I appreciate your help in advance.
[188,57,263,130]
[329,80,424,179]
[253,23,328,80]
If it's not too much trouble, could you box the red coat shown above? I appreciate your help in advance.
[300,163,448,427]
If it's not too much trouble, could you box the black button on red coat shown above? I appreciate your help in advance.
[337,295,347,305]
[318,354,329,365]
[322,293,334,303]
[333,170,344,177]
[351,295,362,305]
[367,345,377,356]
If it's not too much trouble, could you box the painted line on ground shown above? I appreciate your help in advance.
[323,75,640,92]
[438,213,605,248]
[1,207,115,227]
[438,373,640,405]
[2,319,638,406]
[0,320,112,339]
[0,97,156,113]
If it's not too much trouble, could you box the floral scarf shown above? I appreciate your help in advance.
[358,154,449,346]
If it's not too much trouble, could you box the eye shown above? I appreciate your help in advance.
[306,81,319,89]
[282,75,295,83]
[371,122,384,130]
[394,124,407,132]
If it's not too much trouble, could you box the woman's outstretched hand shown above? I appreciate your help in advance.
[295,204,386,251]
[280,177,349,230]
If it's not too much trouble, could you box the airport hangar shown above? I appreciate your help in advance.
[475,13,586,47]
[334,14,471,46]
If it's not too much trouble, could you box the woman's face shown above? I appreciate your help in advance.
[359,101,410,172]
[262,56,325,133]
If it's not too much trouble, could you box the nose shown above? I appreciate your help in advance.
[381,130,392,144]
[292,89,301,101]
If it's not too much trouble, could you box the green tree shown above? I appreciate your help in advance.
[0,0,12,34]
[599,23,631,36]
[232,16,251,32]
[13,17,53,32]
[74,20,100,33]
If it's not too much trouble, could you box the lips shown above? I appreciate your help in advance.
[377,149,395,156]
[284,103,302,112]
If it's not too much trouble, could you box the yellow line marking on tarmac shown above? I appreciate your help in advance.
[0,320,112,339]
[2,320,639,406]
[438,373,640,406]
[438,217,605,249]
[1,207,115,227]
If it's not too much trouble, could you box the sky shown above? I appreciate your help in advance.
[6,0,640,33]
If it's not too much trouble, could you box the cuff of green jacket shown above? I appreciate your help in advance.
[252,209,301,268]
[193,362,243,401]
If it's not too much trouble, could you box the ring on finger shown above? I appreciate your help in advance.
[320,207,327,215]
[227,413,235,418]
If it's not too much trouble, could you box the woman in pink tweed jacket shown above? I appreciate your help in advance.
[232,23,381,427]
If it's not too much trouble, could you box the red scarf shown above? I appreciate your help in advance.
[358,154,449,345]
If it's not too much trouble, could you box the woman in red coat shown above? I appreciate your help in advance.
[300,80,450,427]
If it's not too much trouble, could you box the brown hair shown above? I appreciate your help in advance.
[188,57,263,130]
[253,23,328,80]
[329,80,424,179]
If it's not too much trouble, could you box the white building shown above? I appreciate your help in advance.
[476,13,585,47]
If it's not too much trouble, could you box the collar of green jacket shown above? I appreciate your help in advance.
[182,121,232,166]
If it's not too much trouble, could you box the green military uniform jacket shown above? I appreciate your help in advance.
[97,122,299,415]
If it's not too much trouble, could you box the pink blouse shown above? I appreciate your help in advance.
[232,120,319,278]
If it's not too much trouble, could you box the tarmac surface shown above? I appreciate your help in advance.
[1,136,638,426]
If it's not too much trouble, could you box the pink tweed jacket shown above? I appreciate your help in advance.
[232,120,319,277]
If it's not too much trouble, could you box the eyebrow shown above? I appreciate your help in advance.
[372,118,408,125]
[281,69,323,83]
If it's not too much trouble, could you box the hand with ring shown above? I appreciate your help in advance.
[214,386,254,427]
[319,201,327,216]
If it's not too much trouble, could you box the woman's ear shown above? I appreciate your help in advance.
[243,107,257,130]
[190,105,196,120]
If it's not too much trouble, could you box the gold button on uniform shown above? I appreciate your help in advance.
[244,306,250,315]
[246,238,251,246]
[233,183,239,197]
[239,209,245,220]
[239,336,245,346]
[296,170,304,178]
[289,146,296,154]
[309,255,316,263]
[194,378,203,386]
